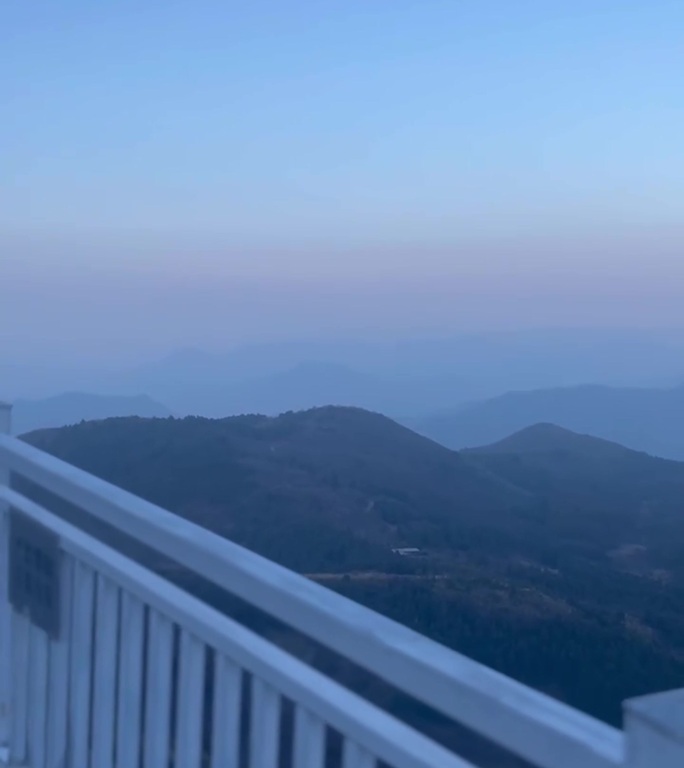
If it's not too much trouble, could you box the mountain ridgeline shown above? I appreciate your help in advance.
[22,408,684,727]
[11,329,678,419]
[10,391,171,436]
[24,407,520,572]
[412,383,684,459]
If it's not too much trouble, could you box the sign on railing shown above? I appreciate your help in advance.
[1,484,476,768]
[8,511,61,639]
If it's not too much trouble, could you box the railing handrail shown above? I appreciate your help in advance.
[0,433,624,768]
[1,484,474,768]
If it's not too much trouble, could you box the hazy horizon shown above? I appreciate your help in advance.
[3,2,684,366]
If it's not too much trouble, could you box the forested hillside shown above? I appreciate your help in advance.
[23,409,684,726]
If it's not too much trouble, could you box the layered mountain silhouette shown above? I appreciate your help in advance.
[109,356,483,418]
[94,329,684,418]
[412,383,684,460]
[10,392,171,435]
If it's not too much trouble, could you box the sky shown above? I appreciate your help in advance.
[2,1,684,364]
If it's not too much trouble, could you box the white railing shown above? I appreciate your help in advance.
[0,401,682,768]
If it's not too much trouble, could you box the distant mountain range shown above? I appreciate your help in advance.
[82,329,684,417]
[22,408,684,727]
[5,329,684,417]
[107,355,490,418]
[411,383,684,460]
[9,392,171,435]
[10,378,684,462]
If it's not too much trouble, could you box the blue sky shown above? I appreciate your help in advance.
[2,1,683,360]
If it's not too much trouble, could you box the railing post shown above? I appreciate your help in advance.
[624,688,684,767]
[0,402,12,751]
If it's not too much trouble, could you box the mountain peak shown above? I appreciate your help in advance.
[471,422,635,457]
[414,383,684,460]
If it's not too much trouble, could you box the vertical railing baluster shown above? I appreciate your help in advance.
[69,560,96,768]
[210,655,241,768]
[46,554,74,768]
[342,740,376,768]
[27,624,50,768]
[9,611,29,764]
[174,629,205,768]
[144,609,173,768]
[116,591,145,768]
[249,677,280,768]
[0,401,12,750]
[293,706,326,768]
[92,574,120,768]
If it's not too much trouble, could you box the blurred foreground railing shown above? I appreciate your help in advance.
[0,401,682,768]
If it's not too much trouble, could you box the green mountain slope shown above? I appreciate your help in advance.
[465,423,684,580]
[22,409,684,726]
[25,407,525,571]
